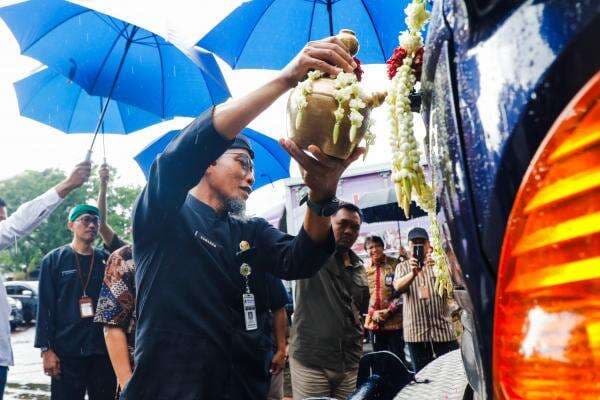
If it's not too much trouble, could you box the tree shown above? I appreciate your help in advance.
[0,166,140,278]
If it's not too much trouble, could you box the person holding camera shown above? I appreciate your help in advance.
[393,227,457,372]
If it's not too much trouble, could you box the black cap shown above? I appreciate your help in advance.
[407,227,429,242]
[229,135,254,159]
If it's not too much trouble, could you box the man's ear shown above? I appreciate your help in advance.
[67,221,74,232]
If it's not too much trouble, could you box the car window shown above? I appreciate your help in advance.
[5,286,16,295]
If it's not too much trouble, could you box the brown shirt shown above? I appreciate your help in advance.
[365,256,402,331]
[394,260,455,343]
[290,250,369,372]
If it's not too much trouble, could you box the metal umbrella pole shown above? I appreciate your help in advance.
[85,25,139,162]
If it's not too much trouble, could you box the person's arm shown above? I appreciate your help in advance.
[133,37,356,245]
[97,164,116,246]
[0,162,90,251]
[35,254,61,377]
[393,259,420,293]
[270,308,287,375]
[104,326,132,389]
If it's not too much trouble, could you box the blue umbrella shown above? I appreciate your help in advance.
[135,128,291,190]
[0,0,230,157]
[198,0,410,69]
[14,67,164,135]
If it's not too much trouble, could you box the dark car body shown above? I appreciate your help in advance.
[5,281,38,324]
[418,0,599,398]
[8,296,24,331]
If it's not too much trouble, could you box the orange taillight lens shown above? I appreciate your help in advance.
[494,71,600,399]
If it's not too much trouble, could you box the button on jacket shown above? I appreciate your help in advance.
[124,108,336,400]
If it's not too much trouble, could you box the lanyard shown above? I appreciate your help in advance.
[73,249,95,297]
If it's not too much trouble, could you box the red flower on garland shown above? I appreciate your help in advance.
[353,56,364,81]
[386,46,424,81]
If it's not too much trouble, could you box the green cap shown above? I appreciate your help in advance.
[68,204,100,222]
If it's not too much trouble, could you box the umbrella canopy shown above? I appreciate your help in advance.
[198,0,410,69]
[0,0,230,120]
[358,187,430,223]
[135,128,291,191]
[14,67,163,134]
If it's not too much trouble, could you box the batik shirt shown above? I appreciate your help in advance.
[94,244,135,364]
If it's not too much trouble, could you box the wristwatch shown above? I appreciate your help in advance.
[300,194,340,217]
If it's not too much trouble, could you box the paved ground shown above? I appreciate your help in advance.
[4,326,375,399]
[6,325,50,399]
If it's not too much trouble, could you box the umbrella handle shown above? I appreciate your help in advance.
[84,149,93,162]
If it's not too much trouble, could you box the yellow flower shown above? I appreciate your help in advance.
[405,1,430,32]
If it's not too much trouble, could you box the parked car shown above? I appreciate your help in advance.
[353,0,599,399]
[7,297,23,331]
[4,281,38,324]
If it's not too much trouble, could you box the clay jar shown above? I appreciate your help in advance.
[287,29,386,159]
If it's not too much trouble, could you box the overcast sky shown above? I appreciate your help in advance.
[0,0,423,215]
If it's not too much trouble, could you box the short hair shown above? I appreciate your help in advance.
[0,197,6,208]
[364,235,384,251]
[335,202,363,222]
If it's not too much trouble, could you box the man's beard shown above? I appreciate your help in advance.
[224,196,246,218]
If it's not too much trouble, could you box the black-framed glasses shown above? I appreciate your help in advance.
[223,152,254,176]
[76,215,100,226]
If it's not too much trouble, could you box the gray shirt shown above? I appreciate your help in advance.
[290,250,369,372]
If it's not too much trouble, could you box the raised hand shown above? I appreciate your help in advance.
[279,139,364,202]
[280,36,357,88]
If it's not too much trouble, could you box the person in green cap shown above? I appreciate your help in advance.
[35,203,116,400]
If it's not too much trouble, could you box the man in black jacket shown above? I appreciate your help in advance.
[35,205,116,399]
[125,37,361,399]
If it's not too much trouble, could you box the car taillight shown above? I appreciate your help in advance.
[494,71,600,399]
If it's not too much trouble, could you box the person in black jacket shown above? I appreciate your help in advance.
[35,204,116,399]
[124,37,362,399]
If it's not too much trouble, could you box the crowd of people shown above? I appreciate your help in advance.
[0,36,457,400]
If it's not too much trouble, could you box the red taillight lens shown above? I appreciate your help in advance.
[494,72,600,399]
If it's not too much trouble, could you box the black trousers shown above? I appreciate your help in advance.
[51,354,116,400]
[407,340,459,372]
[371,330,406,363]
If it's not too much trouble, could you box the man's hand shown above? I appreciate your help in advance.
[410,258,421,277]
[42,349,61,378]
[270,350,286,375]
[280,37,356,88]
[55,161,91,198]
[99,164,109,187]
[279,140,364,202]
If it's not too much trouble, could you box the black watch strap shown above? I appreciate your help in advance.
[300,194,340,217]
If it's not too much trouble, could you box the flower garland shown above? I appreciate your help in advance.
[386,0,429,218]
[295,69,324,130]
[386,0,453,298]
[295,57,366,144]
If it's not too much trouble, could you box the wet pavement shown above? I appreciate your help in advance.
[6,325,50,399]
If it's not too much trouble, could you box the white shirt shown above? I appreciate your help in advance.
[0,188,63,367]
[0,278,13,367]
[0,188,63,251]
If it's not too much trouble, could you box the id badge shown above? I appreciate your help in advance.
[385,274,394,287]
[79,296,94,318]
[243,293,258,331]
[417,285,430,300]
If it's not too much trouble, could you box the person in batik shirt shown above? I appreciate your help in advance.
[94,165,135,397]
[94,244,135,397]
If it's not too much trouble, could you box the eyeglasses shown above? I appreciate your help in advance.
[223,152,254,176]
[76,215,100,226]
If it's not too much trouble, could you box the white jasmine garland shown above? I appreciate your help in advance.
[399,32,423,55]
[295,70,324,129]
[332,72,364,144]
[405,1,430,32]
